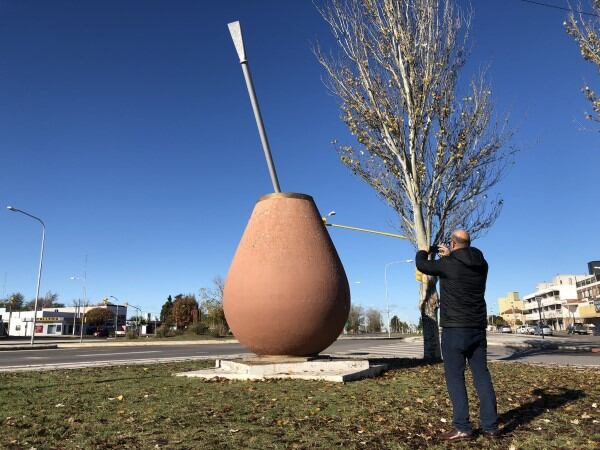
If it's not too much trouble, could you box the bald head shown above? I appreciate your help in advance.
[451,229,471,249]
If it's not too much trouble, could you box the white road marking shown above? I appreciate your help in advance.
[23,356,50,359]
[74,350,163,357]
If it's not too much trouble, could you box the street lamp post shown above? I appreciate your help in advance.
[70,276,87,343]
[384,260,414,338]
[535,296,545,340]
[127,303,143,335]
[109,296,121,337]
[7,206,45,346]
[511,301,516,329]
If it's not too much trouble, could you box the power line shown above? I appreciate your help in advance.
[520,0,599,17]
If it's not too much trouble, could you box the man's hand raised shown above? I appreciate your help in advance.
[437,244,450,257]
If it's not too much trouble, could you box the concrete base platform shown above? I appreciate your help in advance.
[175,357,387,382]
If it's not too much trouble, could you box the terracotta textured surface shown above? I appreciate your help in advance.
[224,193,351,356]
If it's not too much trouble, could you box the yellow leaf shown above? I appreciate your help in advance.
[117,395,124,401]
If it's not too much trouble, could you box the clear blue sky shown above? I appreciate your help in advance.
[0,0,598,323]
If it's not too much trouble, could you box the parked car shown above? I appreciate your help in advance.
[532,325,553,336]
[500,326,512,333]
[571,323,588,335]
[516,325,530,334]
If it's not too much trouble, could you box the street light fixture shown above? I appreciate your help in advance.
[322,210,409,240]
[7,206,45,346]
[109,295,123,337]
[126,303,143,335]
[70,276,87,343]
[384,259,414,338]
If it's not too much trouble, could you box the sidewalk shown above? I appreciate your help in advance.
[405,333,600,352]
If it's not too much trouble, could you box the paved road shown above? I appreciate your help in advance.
[0,338,597,372]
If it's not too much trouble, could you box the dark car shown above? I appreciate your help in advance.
[571,324,588,335]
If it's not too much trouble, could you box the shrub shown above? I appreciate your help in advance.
[209,324,229,338]
[126,330,139,339]
[155,325,175,338]
[188,323,209,336]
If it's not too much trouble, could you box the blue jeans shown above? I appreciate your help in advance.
[441,327,498,433]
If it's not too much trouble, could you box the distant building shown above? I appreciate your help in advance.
[522,275,583,330]
[0,303,126,337]
[574,264,600,329]
[497,292,524,327]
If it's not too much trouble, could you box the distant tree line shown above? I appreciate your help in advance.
[0,291,64,311]
[345,305,411,334]
[158,276,229,338]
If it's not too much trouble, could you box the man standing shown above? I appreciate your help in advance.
[416,229,498,441]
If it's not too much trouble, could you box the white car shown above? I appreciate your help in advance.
[533,325,553,336]
[500,326,512,333]
[516,325,530,334]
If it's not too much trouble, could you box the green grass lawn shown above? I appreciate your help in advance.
[0,360,598,449]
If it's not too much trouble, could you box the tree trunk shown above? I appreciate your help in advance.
[420,274,441,361]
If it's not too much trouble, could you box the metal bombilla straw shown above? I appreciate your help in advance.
[228,21,281,193]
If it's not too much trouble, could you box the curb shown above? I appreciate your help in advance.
[0,339,239,351]
[404,338,599,353]
[56,339,239,349]
[0,344,58,351]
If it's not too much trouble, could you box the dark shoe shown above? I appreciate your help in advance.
[439,429,473,442]
[482,430,500,438]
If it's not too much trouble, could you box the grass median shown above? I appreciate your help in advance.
[0,360,598,449]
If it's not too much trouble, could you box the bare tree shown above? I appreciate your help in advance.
[199,276,228,335]
[565,1,600,122]
[25,291,64,309]
[316,0,513,359]
[346,304,365,334]
[366,308,383,333]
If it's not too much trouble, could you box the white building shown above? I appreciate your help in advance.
[0,304,126,337]
[521,275,584,330]
[574,272,600,329]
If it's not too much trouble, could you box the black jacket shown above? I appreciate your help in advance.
[416,247,488,329]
